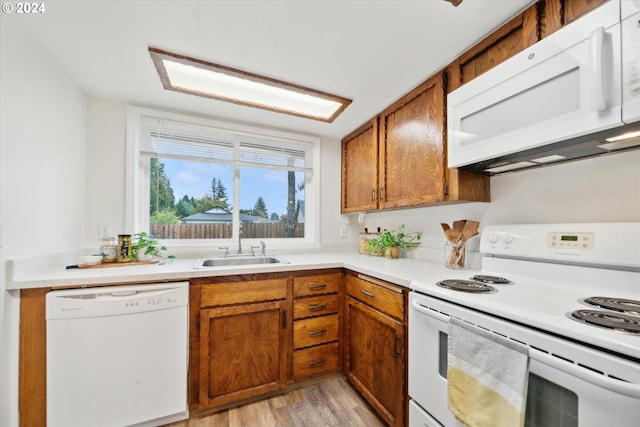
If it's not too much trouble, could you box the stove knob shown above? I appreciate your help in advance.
[502,233,514,244]
[488,233,499,243]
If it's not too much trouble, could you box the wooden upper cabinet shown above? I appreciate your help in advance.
[340,0,610,214]
[539,0,609,39]
[447,0,609,91]
[447,4,539,91]
[341,73,489,213]
[378,74,446,209]
[341,119,378,213]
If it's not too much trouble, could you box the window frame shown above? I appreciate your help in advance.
[126,106,321,251]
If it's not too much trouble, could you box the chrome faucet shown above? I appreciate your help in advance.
[249,241,266,257]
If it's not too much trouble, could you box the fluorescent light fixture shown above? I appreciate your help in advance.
[149,47,351,122]
[484,161,537,174]
[531,154,566,164]
[599,129,640,151]
[604,130,640,143]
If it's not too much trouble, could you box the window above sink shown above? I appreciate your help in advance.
[126,106,320,250]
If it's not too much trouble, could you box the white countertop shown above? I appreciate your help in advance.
[8,250,463,291]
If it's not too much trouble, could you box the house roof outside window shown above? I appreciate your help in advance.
[181,207,279,224]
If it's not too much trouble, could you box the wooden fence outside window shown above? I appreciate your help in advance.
[150,223,304,239]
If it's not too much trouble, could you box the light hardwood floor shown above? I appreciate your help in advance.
[166,376,386,427]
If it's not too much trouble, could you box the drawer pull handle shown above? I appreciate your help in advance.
[309,303,327,311]
[360,289,375,298]
[308,358,327,366]
[308,284,327,291]
[309,329,327,336]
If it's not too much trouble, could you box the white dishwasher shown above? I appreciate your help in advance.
[46,282,189,427]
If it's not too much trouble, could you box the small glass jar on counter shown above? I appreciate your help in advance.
[117,234,132,263]
[445,242,466,269]
[101,237,117,263]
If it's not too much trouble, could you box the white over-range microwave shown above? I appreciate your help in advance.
[447,0,640,175]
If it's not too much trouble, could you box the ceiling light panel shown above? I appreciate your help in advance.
[149,48,351,122]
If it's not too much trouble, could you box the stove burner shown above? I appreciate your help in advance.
[569,309,640,334]
[436,279,496,293]
[582,297,640,316]
[471,275,511,285]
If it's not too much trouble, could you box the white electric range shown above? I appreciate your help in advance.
[408,223,640,427]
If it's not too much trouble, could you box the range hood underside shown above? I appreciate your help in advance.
[457,122,640,175]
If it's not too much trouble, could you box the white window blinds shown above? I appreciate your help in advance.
[139,115,314,172]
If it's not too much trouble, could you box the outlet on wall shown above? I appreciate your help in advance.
[99,224,111,240]
[339,226,347,239]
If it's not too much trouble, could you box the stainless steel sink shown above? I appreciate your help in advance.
[193,256,289,268]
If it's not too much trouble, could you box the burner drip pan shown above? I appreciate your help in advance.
[569,309,640,334]
[471,275,511,285]
[436,279,496,293]
[583,297,640,316]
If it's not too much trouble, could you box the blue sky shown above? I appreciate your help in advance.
[162,159,303,217]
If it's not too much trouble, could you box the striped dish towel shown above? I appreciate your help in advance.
[447,317,529,427]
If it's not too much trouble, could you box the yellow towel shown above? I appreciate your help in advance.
[448,317,529,427]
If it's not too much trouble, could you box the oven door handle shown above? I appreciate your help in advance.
[411,299,450,323]
[411,299,640,399]
[530,347,640,398]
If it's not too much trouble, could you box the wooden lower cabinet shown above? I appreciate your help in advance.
[191,270,344,413]
[293,341,340,380]
[291,272,343,381]
[199,299,288,408]
[193,275,290,410]
[345,273,407,427]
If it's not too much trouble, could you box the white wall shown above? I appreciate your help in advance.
[82,101,346,251]
[345,150,640,260]
[84,99,128,248]
[0,18,87,427]
[82,100,640,257]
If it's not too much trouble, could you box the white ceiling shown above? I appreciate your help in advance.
[5,0,533,139]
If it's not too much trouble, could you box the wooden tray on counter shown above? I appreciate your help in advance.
[75,260,159,269]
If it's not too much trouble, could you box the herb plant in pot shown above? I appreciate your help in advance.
[375,225,422,259]
[132,232,174,262]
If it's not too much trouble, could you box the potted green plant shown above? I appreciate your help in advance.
[364,236,385,256]
[132,232,175,262]
[373,225,422,259]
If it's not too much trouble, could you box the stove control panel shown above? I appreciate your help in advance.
[481,223,640,269]
[546,232,594,251]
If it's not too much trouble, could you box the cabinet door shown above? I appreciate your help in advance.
[345,297,405,427]
[199,300,288,408]
[449,6,538,90]
[378,74,445,209]
[341,118,379,213]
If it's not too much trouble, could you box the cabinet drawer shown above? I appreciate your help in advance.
[293,314,339,349]
[200,278,288,307]
[293,342,340,380]
[346,274,404,320]
[293,273,342,297]
[293,294,339,319]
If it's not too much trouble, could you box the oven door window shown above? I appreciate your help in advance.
[526,374,578,427]
[438,332,578,426]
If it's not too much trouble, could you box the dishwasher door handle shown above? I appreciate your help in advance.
[111,291,137,297]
